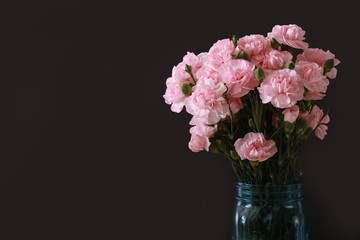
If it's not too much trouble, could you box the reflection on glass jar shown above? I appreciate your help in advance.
[232,182,308,240]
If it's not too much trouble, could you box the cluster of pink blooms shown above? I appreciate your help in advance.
[164,24,339,162]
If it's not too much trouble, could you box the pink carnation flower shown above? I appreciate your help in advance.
[267,24,309,49]
[258,69,304,108]
[296,48,340,79]
[298,105,330,140]
[260,49,293,71]
[188,124,217,152]
[163,52,203,112]
[282,105,299,123]
[163,77,187,113]
[234,132,277,162]
[237,34,270,65]
[294,61,329,100]
[218,59,259,98]
[206,39,235,71]
[185,77,228,125]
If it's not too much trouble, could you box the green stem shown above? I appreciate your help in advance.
[224,94,234,134]
[189,72,196,84]
[269,121,284,139]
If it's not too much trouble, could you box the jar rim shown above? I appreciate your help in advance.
[235,182,302,187]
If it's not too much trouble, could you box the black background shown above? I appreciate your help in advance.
[1,0,360,239]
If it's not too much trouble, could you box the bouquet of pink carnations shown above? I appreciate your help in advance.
[163,24,339,185]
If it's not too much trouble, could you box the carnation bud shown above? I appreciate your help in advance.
[181,83,192,96]
[300,128,313,140]
[185,64,192,74]
[209,143,219,154]
[231,35,237,48]
[230,150,240,160]
[271,38,280,49]
[285,61,295,69]
[238,51,249,60]
[249,118,256,129]
[324,59,334,74]
[216,139,228,153]
[295,118,308,135]
[255,68,265,82]
[285,121,296,133]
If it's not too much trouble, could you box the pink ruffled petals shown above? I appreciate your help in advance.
[258,69,304,108]
[267,24,309,49]
[234,132,277,162]
[188,124,217,152]
[218,59,258,98]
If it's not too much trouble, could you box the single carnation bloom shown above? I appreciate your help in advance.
[282,105,299,123]
[294,61,329,100]
[163,77,188,113]
[296,48,340,79]
[258,69,304,108]
[234,132,277,162]
[163,52,203,112]
[267,24,309,49]
[237,34,270,65]
[298,105,330,140]
[260,49,293,71]
[185,77,228,125]
[206,39,235,71]
[218,59,258,98]
[188,123,217,152]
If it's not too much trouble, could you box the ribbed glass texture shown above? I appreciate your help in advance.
[232,182,308,240]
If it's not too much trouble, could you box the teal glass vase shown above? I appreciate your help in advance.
[232,182,309,240]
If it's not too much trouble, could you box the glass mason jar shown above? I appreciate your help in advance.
[232,182,308,240]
